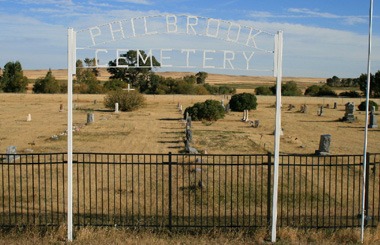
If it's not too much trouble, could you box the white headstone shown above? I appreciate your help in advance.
[115,103,119,113]
[27,114,32,122]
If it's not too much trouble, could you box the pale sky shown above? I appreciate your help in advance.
[1,0,379,78]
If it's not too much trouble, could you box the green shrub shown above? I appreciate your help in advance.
[317,84,337,97]
[33,69,61,94]
[304,84,338,97]
[103,79,126,91]
[271,81,302,96]
[358,100,378,111]
[184,100,225,121]
[229,93,257,111]
[339,90,361,98]
[255,86,273,95]
[104,90,145,111]
[304,85,321,96]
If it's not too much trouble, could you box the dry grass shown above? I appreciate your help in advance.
[1,72,380,244]
[1,226,380,244]
[0,93,379,155]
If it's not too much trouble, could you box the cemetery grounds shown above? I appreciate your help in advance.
[1,73,380,244]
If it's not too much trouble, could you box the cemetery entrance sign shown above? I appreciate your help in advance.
[67,14,283,242]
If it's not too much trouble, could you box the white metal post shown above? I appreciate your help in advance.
[271,30,283,243]
[67,27,76,241]
[361,0,373,243]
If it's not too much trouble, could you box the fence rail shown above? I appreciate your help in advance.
[0,152,379,229]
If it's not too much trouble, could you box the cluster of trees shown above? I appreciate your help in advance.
[255,81,303,96]
[2,52,380,98]
[0,51,236,96]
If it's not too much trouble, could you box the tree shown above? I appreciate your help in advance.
[304,85,321,96]
[195,71,208,84]
[184,100,225,121]
[326,76,341,87]
[358,100,378,111]
[0,61,28,92]
[357,71,380,98]
[107,50,160,89]
[229,93,257,111]
[75,59,103,94]
[271,81,302,96]
[255,86,273,95]
[33,69,61,93]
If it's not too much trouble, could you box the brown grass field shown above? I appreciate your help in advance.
[1,70,380,244]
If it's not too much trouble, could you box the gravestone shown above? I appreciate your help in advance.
[225,103,230,113]
[315,134,331,156]
[186,128,192,142]
[27,114,32,122]
[251,119,260,128]
[185,140,198,154]
[115,103,119,113]
[186,116,192,129]
[317,106,323,116]
[93,100,97,104]
[242,110,249,122]
[241,110,246,121]
[342,102,355,122]
[369,106,378,128]
[300,104,308,113]
[333,102,337,109]
[6,146,19,163]
[87,112,95,124]
[60,104,64,112]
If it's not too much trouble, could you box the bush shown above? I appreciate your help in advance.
[103,79,126,91]
[339,90,361,98]
[317,84,337,97]
[203,84,236,95]
[304,85,321,96]
[304,84,337,97]
[229,93,257,112]
[104,90,145,111]
[184,100,225,121]
[33,69,61,94]
[271,81,302,96]
[358,100,378,111]
[255,86,273,95]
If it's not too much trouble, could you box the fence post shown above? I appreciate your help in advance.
[365,152,370,226]
[168,152,173,231]
[267,152,272,227]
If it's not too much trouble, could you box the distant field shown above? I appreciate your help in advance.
[0,92,378,155]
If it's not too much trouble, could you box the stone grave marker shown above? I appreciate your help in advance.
[60,104,64,112]
[288,104,295,111]
[369,106,378,128]
[315,134,331,155]
[342,102,355,122]
[87,112,95,124]
[333,102,337,109]
[115,103,119,113]
[186,128,193,142]
[317,106,323,116]
[27,114,32,122]
[186,116,192,129]
[6,146,19,163]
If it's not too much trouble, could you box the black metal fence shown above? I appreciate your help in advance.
[0,152,379,229]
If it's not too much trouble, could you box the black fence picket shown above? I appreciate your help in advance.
[0,152,379,230]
